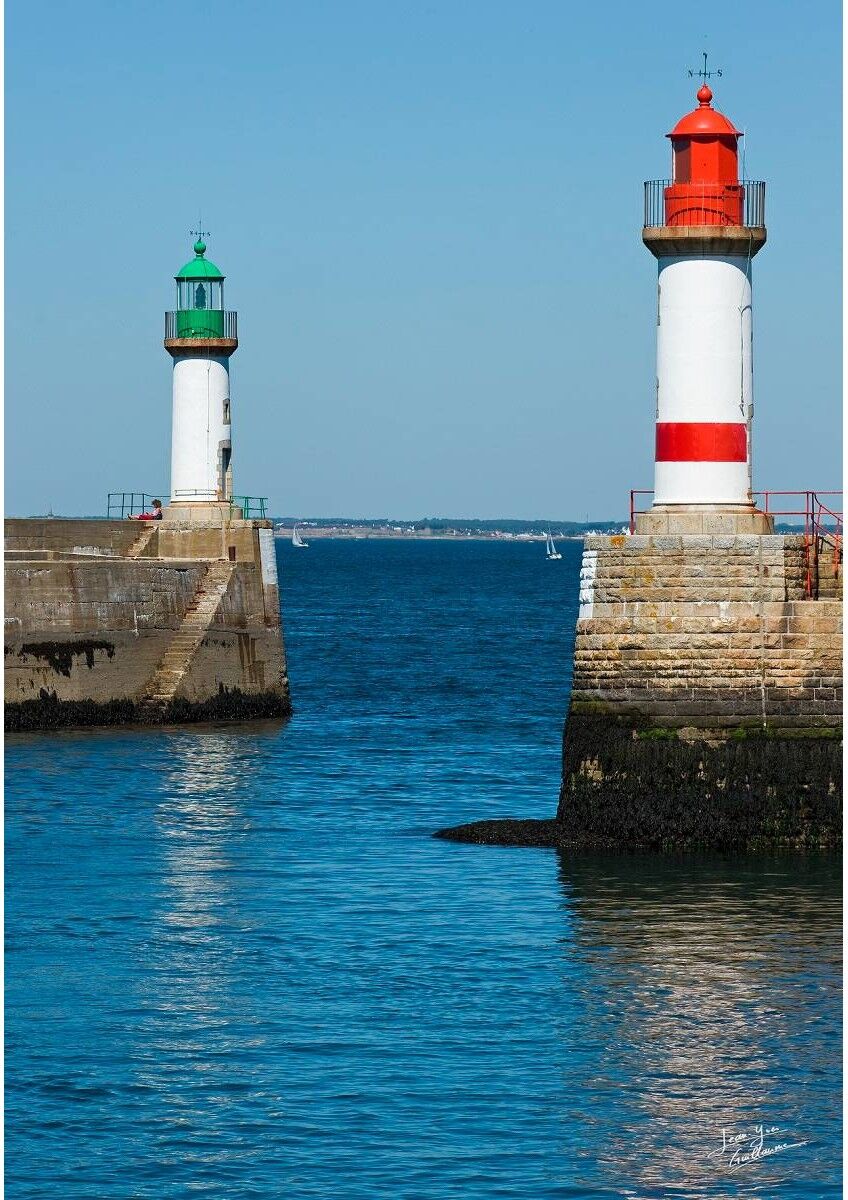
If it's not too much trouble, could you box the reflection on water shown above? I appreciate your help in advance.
[137,733,277,1187]
[5,542,841,1198]
[552,854,841,1195]
[157,733,246,929]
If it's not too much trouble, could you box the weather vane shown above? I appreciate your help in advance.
[688,50,721,83]
[190,217,210,243]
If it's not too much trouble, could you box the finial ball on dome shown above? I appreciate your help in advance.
[697,83,713,106]
[194,239,206,256]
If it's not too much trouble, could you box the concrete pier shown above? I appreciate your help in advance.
[5,516,291,731]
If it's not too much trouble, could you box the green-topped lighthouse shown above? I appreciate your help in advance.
[173,239,227,338]
[4,230,292,733]
[165,236,238,508]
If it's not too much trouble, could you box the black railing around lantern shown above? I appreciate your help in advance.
[643,179,766,230]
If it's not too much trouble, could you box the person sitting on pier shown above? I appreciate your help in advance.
[129,499,163,521]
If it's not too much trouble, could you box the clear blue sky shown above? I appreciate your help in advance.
[6,0,841,520]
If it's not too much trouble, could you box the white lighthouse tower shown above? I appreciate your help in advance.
[164,236,237,514]
[639,76,772,534]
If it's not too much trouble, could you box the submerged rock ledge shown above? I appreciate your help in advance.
[436,787,843,850]
[434,818,560,847]
[434,817,843,851]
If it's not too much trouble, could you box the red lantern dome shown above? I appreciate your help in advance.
[663,85,744,225]
[667,84,742,141]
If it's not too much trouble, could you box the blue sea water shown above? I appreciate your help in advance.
[5,539,842,1199]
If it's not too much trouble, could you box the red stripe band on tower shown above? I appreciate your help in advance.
[655,422,747,462]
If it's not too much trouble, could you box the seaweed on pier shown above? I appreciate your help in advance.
[5,685,292,733]
[436,713,842,852]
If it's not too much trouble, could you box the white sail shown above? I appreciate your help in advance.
[292,525,309,548]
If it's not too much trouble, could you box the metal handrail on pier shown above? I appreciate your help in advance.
[759,491,843,598]
[107,492,165,519]
[108,491,269,520]
[231,496,268,519]
[628,490,843,599]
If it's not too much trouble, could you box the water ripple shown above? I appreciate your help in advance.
[6,541,840,1198]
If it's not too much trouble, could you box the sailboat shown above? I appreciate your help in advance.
[292,524,309,549]
[546,532,562,561]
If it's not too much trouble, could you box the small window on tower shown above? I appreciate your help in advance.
[194,283,207,310]
[223,399,231,423]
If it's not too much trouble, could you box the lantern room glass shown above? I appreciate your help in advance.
[176,279,224,311]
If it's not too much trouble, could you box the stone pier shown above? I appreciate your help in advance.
[5,515,291,731]
[558,531,842,848]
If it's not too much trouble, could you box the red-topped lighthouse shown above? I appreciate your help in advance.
[639,80,771,533]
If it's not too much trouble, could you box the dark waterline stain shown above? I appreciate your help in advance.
[17,638,116,675]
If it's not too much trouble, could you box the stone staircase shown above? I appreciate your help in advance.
[142,562,234,704]
[815,540,843,600]
[128,523,159,558]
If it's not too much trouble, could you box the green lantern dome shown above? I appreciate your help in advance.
[169,235,231,339]
[175,239,225,282]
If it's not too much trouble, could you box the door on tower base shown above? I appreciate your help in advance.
[220,443,232,500]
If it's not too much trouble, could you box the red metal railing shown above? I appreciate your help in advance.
[628,490,843,599]
[759,492,843,598]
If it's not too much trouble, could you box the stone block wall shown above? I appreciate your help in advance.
[572,534,840,729]
[5,519,290,730]
[560,534,842,849]
[4,518,152,558]
[156,520,263,563]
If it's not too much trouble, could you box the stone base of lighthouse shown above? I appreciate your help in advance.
[635,506,774,536]
[164,500,245,525]
[558,533,842,849]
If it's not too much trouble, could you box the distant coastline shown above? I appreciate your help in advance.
[273,518,628,541]
[277,528,588,540]
[272,517,808,540]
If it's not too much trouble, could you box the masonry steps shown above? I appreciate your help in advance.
[142,561,235,704]
[127,523,159,558]
[814,536,842,600]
